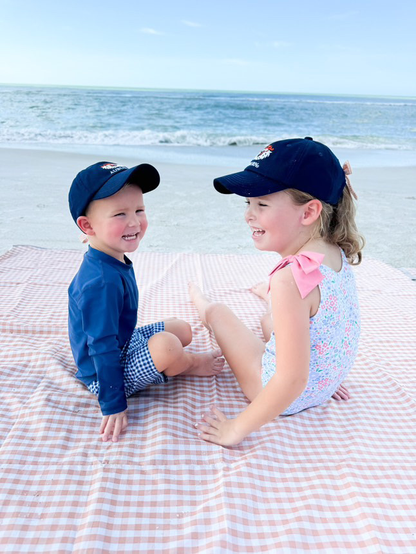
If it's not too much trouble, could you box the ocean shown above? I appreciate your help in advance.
[1,85,416,167]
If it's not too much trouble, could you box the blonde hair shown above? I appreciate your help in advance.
[285,187,365,265]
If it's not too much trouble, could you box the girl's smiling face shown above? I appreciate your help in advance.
[81,184,148,262]
[244,191,311,257]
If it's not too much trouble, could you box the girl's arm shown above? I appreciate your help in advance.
[197,267,312,446]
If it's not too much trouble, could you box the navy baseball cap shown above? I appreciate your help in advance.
[69,161,160,223]
[214,137,346,205]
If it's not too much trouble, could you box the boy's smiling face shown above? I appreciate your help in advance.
[78,184,148,262]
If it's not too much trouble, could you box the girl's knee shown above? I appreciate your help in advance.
[205,302,226,323]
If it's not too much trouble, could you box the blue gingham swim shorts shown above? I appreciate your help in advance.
[88,321,167,398]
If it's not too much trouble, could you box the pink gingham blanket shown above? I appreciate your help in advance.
[0,246,415,553]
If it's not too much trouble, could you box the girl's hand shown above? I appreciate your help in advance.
[195,406,244,447]
[100,410,128,442]
[332,384,350,401]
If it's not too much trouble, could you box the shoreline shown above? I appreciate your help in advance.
[1,146,415,269]
[2,141,416,169]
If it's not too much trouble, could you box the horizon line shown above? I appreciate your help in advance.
[0,82,415,101]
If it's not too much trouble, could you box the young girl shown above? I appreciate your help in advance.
[190,137,364,447]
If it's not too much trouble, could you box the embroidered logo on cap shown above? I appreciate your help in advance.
[254,145,274,161]
[100,163,128,175]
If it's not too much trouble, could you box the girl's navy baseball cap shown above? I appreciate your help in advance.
[69,161,160,223]
[213,137,346,205]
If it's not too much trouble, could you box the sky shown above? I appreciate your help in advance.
[1,0,415,97]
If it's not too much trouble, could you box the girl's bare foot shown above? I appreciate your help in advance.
[188,283,212,329]
[332,384,350,401]
[250,282,269,302]
[183,349,225,376]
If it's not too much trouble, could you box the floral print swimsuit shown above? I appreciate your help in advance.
[261,249,360,416]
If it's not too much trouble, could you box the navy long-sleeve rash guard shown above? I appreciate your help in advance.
[68,247,138,415]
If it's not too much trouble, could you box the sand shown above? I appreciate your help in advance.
[0,147,415,269]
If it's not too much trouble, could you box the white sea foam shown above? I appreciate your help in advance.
[1,128,414,151]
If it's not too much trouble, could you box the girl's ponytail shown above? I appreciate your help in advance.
[285,186,365,265]
[326,186,365,265]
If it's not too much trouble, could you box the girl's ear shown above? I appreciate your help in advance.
[76,216,95,236]
[302,199,322,226]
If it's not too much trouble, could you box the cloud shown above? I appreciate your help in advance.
[140,28,164,35]
[182,20,202,28]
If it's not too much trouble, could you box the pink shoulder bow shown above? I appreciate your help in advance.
[268,251,325,299]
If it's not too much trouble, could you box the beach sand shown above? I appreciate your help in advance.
[0,147,415,269]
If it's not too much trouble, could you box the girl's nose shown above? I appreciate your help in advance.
[245,206,254,222]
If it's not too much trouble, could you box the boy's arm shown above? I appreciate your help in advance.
[198,268,311,446]
[79,282,128,416]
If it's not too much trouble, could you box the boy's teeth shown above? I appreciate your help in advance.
[123,233,137,240]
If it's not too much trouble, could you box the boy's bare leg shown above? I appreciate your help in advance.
[189,283,264,401]
[148,332,225,377]
[164,318,192,346]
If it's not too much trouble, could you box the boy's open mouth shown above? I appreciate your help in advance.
[122,233,138,241]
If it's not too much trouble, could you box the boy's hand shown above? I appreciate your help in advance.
[100,410,128,442]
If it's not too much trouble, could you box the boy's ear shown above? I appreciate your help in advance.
[76,216,95,236]
[301,199,322,226]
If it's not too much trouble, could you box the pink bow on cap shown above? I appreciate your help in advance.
[268,251,325,299]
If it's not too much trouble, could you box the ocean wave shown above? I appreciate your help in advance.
[0,128,414,151]
[0,129,271,147]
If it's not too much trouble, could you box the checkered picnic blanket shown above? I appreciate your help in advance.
[0,246,415,553]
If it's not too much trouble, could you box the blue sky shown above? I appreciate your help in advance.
[1,0,415,96]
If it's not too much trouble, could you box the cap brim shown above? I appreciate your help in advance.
[93,163,160,201]
[214,168,287,197]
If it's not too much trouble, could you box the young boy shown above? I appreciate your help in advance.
[68,161,224,443]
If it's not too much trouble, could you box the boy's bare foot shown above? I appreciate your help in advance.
[188,283,212,329]
[250,282,269,302]
[183,349,225,376]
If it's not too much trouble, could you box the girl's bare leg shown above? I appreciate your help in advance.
[251,282,273,341]
[189,283,264,401]
[332,384,350,400]
[148,331,224,377]
[250,282,269,303]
